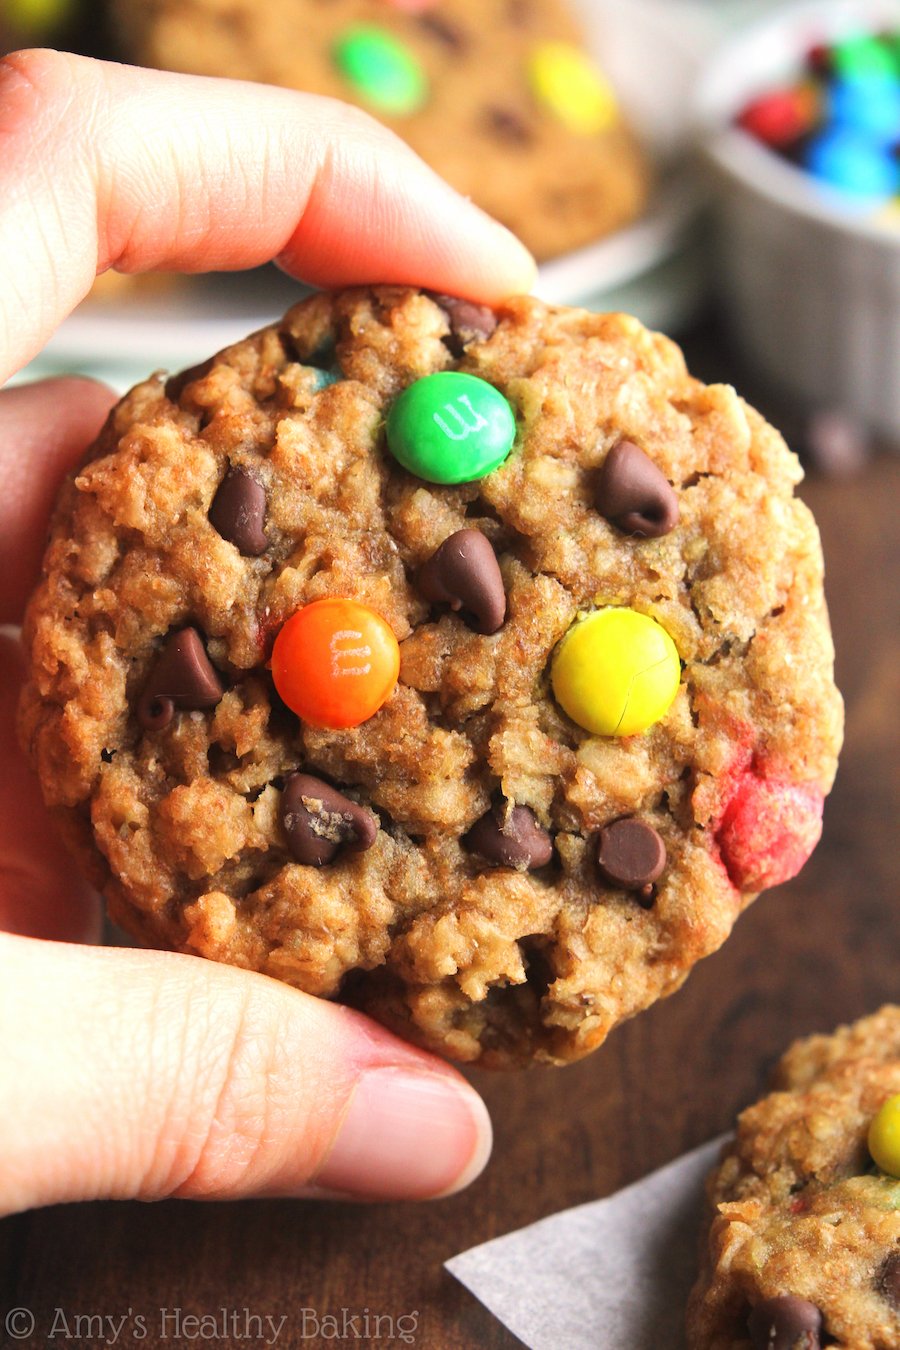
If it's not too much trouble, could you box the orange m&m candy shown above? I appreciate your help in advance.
[271,598,400,729]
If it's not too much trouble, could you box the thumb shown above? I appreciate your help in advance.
[0,933,492,1214]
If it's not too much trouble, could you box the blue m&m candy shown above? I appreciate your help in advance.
[829,76,900,143]
[805,128,900,202]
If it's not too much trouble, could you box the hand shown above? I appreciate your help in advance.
[0,49,535,1217]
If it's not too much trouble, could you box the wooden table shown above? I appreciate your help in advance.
[2,335,898,1350]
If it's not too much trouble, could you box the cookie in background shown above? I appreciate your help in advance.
[688,1006,900,1349]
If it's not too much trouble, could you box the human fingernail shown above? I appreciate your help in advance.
[314,1067,493,1201]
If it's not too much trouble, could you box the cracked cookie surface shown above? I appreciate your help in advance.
[687,1007,900,1350]
[19,287,843,1066]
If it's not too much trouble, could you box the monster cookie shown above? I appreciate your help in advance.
[110,0,650,261]
[687,1007,900,1350]
[19,286,843,1066]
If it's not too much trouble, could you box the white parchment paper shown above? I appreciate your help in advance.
[446,1137,726,1350]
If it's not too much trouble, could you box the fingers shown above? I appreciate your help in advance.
[0,932,492,1214]
[0,634,102,941]
[0,379,113,939]
[0,377,117,622]
[0,49,536,380]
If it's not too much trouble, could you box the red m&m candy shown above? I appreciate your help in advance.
[272,598,400,730]
[738,86,819,147]
[716,770,825,892]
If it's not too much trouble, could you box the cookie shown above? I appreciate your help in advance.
[687,1007,900,1350]
[110,0,650,261]
[19,286,843,1066]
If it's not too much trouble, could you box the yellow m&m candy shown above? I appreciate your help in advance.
[528,42,618,136]
[551,608,680,737]
[869,1095,900,1178]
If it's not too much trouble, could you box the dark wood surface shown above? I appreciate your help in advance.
[2,330,898,1350]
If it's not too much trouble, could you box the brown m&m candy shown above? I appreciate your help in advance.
[596,440,679,538]
[597,818,666,900]
[209,467,268,555]
[417,529,506,634]
[138,628,224,731]
[280,773,378,867]
[464,803,552,870]
[748,1295,822,1350]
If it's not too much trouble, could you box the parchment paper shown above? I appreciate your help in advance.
[446,1137,726,1350]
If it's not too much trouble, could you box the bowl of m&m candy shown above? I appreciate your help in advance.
[738,25,900,218]
[697,0,900,443]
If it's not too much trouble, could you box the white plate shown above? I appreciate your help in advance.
[28,0,714,388]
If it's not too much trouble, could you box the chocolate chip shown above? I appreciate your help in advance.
[281,773,377,867]
[417,12,467,49]
[464,804,552,870]
[597,819,666,893]
[429,292,498,353]
[138,628,225,730]
[748,1296,823,1350]
[484,106,533,145]
[208,467,268,555]
[417,529,506,635]
[596,440,679,538]
[877,1253,900,1308]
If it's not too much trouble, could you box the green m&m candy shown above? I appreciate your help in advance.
[833,34,898,82]
[334,27,428,116]
[385,372,517,484]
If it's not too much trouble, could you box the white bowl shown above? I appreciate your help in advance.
[696,0,900,441]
